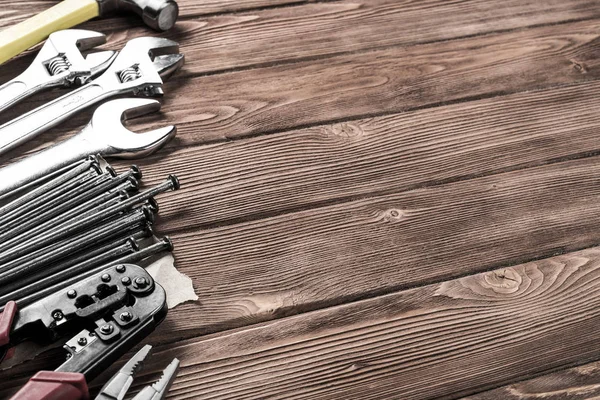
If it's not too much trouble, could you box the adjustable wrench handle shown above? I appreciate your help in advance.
[0,63,56,114]
[0,83,107,156]
[0,80,32,114]
[0,68,53,114]
[0,128,105,197]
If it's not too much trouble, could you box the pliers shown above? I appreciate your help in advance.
[95,344,179,400]
[12,345,179,400]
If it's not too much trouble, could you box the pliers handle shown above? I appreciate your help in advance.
[10,371,90,400]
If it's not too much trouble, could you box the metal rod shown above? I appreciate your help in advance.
[0,169,139,239]
[0,173,113,233]
[6,236,174,311]
[0,238,137,298]
[0,207,153,284]
[0,163,103,226]
[0,175,179,264]
[0,184,133,245]
[0,157,96,212]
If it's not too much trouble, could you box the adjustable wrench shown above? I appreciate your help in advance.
[0,98,176,197]
[0,36,184,156]
[0,30,116,114]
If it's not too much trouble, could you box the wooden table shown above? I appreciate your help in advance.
[2,1,600,399]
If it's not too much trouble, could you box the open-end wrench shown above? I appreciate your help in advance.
[0,36,184,156]
[0,98,176,197]
[0,30,116,114]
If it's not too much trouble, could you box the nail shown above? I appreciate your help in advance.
[0,207,152,283]
[0,160,100,224]
[0,176,179,264]
[0,167,141,237]
[7,235,177,311]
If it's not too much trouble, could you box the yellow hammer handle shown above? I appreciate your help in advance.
[0,0,100,65]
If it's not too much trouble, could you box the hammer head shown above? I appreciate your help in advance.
[98,0,179,31]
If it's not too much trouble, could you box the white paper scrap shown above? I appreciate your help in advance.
[146,253,199,309]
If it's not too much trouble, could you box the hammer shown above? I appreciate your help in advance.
[0,0,179,65]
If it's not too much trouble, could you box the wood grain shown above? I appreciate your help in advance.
[464,361,600,399]
[99,0,600,75]
[116,80,600,232]
[126,156,600,340]
[3,10,600,160]
[155,18,600,145]
[9,248,600,399]
[4,0,600,80]
[3,2,600,398]
[149,248,600,399]
[0,0,309,28]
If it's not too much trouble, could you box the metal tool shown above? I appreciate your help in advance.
[0,98,177,197]
[0,206,154,285]
[0,0,179,65]
[0,37,183,156]
[0,158,101,217]
[2,264,169,399]
[96,345,180,400]
[0,176,179,265]
[0,30,116,113]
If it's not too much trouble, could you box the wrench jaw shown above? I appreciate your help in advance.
[31,30,110,87]
[154,53,185,82]
[91,98,177,159]
[109,124,177,159]
[95,37,184,97]
[85,51,118,84]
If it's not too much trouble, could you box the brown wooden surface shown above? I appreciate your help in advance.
[2,1,600,399]
[464,361,600,400]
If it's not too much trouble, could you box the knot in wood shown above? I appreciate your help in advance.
[326,122,365,141]
[381,208,405,223]
[570,59,588,74]
[483,268,522,292]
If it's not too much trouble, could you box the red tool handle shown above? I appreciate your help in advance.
[10,371,90,400]
[0,300,17,347]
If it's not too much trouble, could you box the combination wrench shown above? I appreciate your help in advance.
[0,36,184,156]
[0,98,177,197]
[0,30,116,114]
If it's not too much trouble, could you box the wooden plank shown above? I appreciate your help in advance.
[3,0,600,79]
[3,15,600,164]
[120,80,600,232]
[3,12,600,160]
[0,0,306,28]
[130,156,600,340]
[97,0,600,75]
[464,361,600,399]
[8,247,600,399]
[142,248,600,398]
[154,18,600,145]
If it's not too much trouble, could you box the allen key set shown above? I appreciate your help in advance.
[0,20,186,400]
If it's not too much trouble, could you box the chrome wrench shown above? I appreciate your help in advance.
[0,30,116,113]
[0,98,176,197]
[0,37,184,156]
